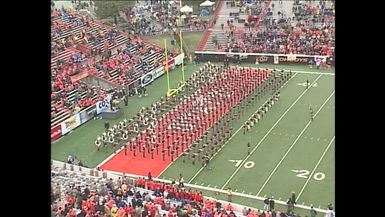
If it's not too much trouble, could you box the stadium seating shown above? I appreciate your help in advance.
[51,165,290,217]
[51,8,179,126]
[208,0,334,56]
[51,161,304,217]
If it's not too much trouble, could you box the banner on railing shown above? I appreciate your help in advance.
[140,53,184,87]
[61,113,81,135]
[140,72,155,87]
[174,53,185,65]
[140,66,164,87]
[153,66,164,79]
[79,105,96,124]
[274,55,279,64]
[51,106,97,141]
[195,51,332,66]
[287,53,296,61]
[164,58,175,72]
[51,124,62,143]
[96,94,112,114]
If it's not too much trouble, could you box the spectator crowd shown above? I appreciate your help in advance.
[218,0,334,57]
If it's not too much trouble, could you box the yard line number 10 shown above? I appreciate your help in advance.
[228,160,255,168]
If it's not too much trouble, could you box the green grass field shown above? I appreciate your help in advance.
[159,65,334,213]
[52,62,334,216]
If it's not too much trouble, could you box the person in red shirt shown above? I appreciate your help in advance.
[226,203,234,212]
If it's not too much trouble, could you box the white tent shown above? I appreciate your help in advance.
[200,0,215,7]
[180,5,193,13]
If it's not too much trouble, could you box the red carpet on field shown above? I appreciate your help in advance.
[99,149,174,177]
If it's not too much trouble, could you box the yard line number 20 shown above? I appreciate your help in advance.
[291,170,325,181]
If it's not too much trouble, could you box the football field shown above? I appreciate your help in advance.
[52,62,334,214]
[159,66,335,211]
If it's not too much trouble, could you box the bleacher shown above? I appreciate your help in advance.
[52,160,326,217]
[51,9,129,72]
[51,8,179,127]
[51,85,104,126]
[93,40,167,86]
[200,0,334,57]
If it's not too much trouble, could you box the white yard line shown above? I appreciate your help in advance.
[219,74,323,190]
[255,90,335,196]
[187,72,299,183]
[184,183,329,214]
[289,70,334,76]
[296,136,335,200]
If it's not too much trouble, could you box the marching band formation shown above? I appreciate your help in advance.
[95,63,292,165]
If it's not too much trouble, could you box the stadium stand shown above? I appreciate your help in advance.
[52,1,335,217]
[51,7,180,126]
[119,2,209,36]
[52,161,320,217]
[200,0,334,57]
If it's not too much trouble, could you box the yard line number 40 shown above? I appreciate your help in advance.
[291,169,326,181]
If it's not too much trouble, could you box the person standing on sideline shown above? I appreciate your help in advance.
[286,198,294,213]
[178,174,184,188]
[310,206,317,217]
[310,106,314,121]
[148,172,152,181]
[291,191,297,204]
[269,197,275,211]
[263,197,270,211]
[227,187,233,202]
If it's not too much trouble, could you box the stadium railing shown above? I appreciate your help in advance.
[194,51,333,66]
